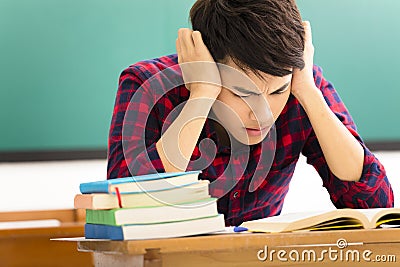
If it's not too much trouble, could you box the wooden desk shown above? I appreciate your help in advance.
[0,209,93,267]
[77,228,400,267]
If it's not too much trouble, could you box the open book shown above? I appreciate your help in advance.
[239,208,400,233]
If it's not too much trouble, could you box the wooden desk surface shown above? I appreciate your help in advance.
[78,228,400,267]
[0,209,93,267]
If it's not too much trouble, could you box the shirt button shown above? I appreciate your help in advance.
[233,191,239,199]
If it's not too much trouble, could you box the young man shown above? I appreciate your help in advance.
[107,0,393,226]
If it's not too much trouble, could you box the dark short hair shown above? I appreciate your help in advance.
[190,0,305,77]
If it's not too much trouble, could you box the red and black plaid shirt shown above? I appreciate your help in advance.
[107,54,393,226]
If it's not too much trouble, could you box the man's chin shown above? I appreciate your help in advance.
[232,133,267,146]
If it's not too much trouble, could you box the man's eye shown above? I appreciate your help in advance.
[271,90,285,95]
[236,93,252,98]
[270,87,289,95]
[232,86,258,97]
[231,90,251,98]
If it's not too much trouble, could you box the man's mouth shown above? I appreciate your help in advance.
[245,126,268,136]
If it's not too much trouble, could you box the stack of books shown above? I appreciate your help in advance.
[74,171,225,240]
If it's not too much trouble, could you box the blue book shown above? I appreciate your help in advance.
[84,214,225,240]
[80,171,201,194]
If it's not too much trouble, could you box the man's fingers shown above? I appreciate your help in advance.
[302,21,312,42]
[178,28,214,64]
[192,31,204,48]
[178,28,194,51]
[176,38,183,63]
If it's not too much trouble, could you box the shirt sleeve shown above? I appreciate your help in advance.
[301,65,394,209]
[107,65,166,179]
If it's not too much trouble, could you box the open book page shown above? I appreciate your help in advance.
[355,208,400,227]
[240,208,400,233]
[239,209,390,232]
[253,210,335,223]
[240,210,346,233]
[300,218,363,231]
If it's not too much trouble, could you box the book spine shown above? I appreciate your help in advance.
[80,181,110,194]
[86,209,117,225]
[84,223,124,240]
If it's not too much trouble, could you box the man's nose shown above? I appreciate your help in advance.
[245,94,273,125]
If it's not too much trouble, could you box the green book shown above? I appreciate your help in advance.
[86,198,218,225]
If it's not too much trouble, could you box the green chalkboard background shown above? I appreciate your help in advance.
[0,0,399,153]
[298,0,400,142]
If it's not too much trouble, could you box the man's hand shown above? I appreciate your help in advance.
[155,29,222,173]
[291,21,318,102]
[289,22,364,182]
[176,28,222,99]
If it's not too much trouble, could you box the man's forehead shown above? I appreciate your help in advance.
[218,62,291,93]
[218,63,259,91]
[221,56,292,75]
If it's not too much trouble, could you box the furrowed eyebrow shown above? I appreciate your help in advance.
[232,86,259,95]
[270,82,290,94]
